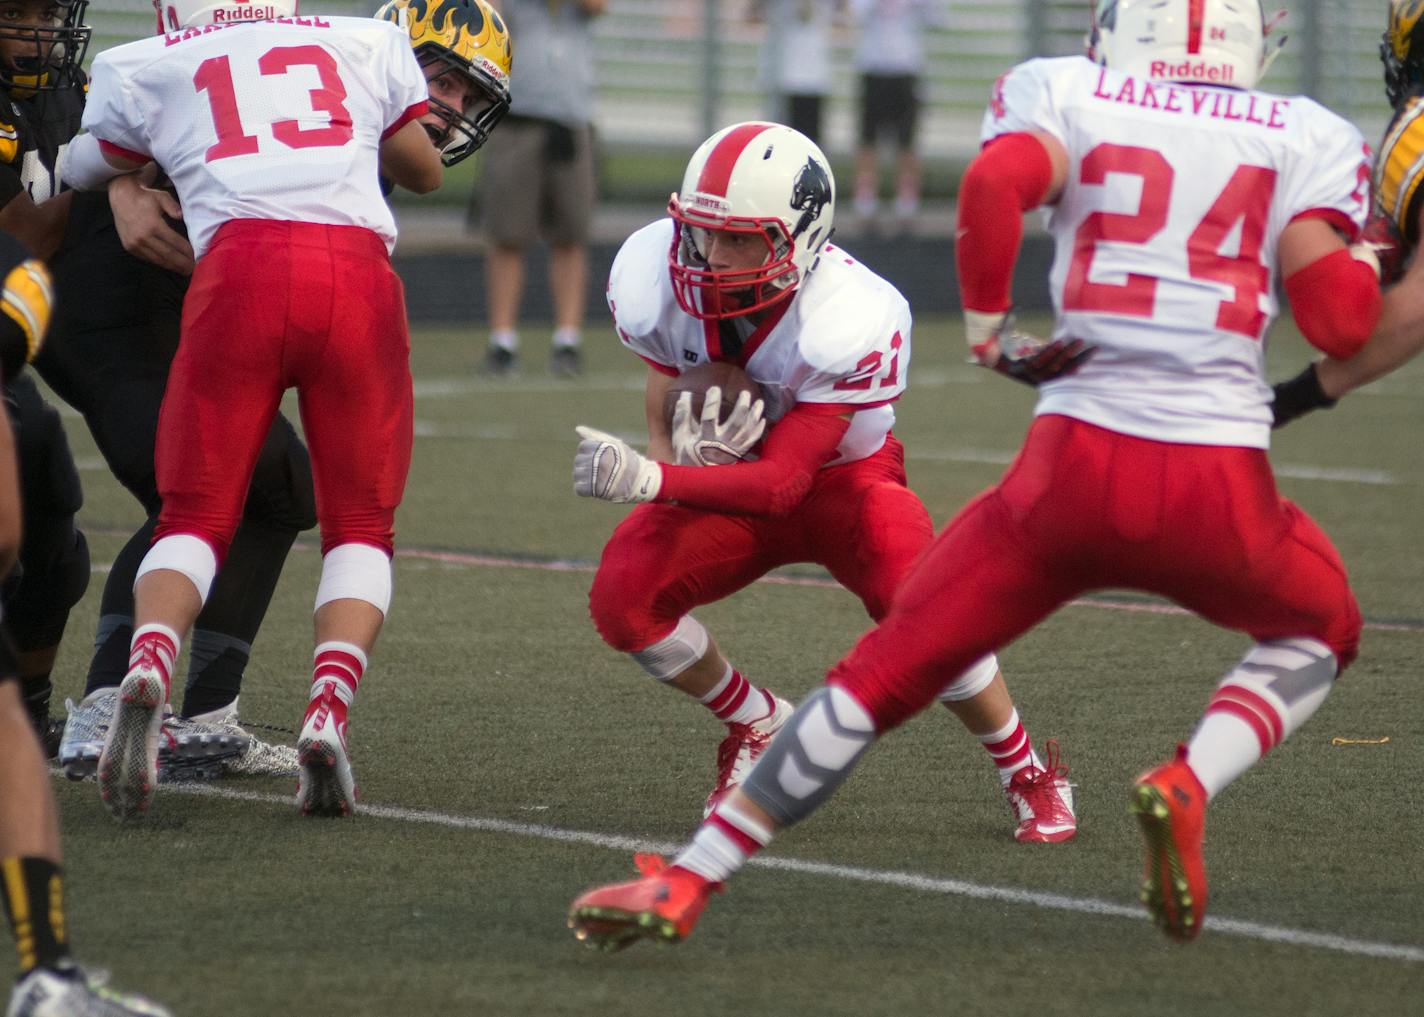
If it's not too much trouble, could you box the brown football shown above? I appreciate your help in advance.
[662,361,764,464]
[663,361,763,428]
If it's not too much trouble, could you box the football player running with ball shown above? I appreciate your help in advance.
[570,0,1379,950]
[61,0,446,821]
[571,121,1076,842]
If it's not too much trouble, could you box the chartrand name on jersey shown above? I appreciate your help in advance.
[1089,67,1289,130]
[163,14,332,46]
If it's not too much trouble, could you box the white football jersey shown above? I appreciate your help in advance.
[983,56,1371,448]
[609,218,911,466]
[82,16,428,260]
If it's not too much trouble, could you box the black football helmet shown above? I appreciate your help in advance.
[1383,0,1424,107]
[0,0,90,94]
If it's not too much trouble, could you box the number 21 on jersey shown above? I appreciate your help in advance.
[834,331,902,391]
[194,44,353,163]
[1063,142,1276,340]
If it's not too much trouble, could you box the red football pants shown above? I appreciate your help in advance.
[829,414,1362,731]
[155,219,414,559]
[589,436,934,651]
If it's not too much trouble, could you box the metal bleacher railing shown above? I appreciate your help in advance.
[89,0,1393,159]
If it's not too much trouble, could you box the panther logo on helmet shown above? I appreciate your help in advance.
[377,0,512,165]
[789,156,832,239]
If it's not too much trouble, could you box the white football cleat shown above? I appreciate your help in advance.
[295,697,356,818]
[97,668,167,821]
[6,967,172,1017]
[58,688,117,780]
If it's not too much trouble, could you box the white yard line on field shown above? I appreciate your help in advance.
[162,782,1424,964]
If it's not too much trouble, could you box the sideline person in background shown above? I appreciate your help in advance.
[752,0,840,146]
[476,0,605,378]
[849,0,933,234]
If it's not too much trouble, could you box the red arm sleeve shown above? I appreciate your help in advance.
[654,407,852,517]
[956,132,1055,313]
[1284,248,1382,360]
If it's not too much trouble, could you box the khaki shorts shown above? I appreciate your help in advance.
[480,117,596,248]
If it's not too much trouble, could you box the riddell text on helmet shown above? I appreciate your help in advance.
[1149,60,1233,82]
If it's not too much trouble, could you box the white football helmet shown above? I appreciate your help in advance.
[668,121,835,321]
[153,0,297,33]
[1088,0,1285,91]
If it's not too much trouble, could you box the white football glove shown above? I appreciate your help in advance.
[573,426,663,503]
[670,386,767,466]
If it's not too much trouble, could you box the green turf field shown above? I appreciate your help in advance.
[23,314,1424,1016]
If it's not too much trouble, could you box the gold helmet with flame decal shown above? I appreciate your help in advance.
[377,0,512,165]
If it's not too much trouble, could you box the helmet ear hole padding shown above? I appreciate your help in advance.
[667,122,836,322]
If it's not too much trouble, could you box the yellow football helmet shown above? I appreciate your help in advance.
[377,0,512,165]
[1384,0,1424,106]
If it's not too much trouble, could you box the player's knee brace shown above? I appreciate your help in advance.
[935,653,1000,703]
[4,528,89,651]
[246,420,317,532]
[137,533,219,605]
[314,542,392,616]
[741,685,877,827]
[628,615,710,681]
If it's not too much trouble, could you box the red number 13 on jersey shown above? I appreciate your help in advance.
[194,44,354,163]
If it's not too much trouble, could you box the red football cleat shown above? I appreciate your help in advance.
[1005,740,1077,843]
[1131,745,1209,942]
[568,853,720,952]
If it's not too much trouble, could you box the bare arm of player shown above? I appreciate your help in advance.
[107,169,194,277]
[643,366,678,463]
[0,191,72,263]
[654,407,851,517]
[379,119,443,195]
[1309,202,1424,399]
[0,407,18,577]
[1278,216,1382,362]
